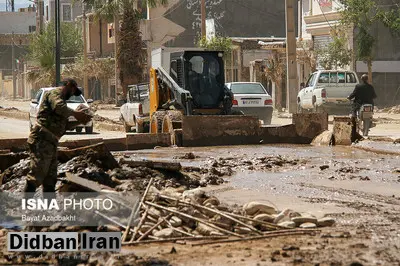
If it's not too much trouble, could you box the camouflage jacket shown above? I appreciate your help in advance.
[28,88,74,145]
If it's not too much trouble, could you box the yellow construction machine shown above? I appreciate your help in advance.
[143,48,260,146]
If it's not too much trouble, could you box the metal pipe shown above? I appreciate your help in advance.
[201,0,206,38]
[55,0,61,86]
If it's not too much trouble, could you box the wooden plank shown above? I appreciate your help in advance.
[65,172,115,193]
[120,158,182,171]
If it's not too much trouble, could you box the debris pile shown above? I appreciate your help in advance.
[205,155,304,172]
[122,182,336,244]
[0,144,225,193]
[378,105,400,114]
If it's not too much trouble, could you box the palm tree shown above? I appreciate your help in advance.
[82,0,167,98]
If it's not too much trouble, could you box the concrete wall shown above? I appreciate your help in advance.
[0,11,36,34]
[153,0,297,47]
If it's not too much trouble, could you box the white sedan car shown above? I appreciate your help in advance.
[29,87,94,134]
[226,82,273,124]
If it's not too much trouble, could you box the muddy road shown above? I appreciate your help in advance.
[120,144,400,265]
[0,116,125,140]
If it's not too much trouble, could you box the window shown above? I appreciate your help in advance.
[35,89,43,103]
[346,73,357,83]
[66,95,85,103]
[189,56,204,74]
[29,25,36,33]
[45,5,48,21]
[62,4,72,22]
[337,72,345,83]
[306,73,317,87]
[230,83,266,94]
[318,73,330,83]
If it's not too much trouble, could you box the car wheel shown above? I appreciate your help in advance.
[313,104,320,113]
[85,126,93,134]
[124,122,132,133]
[297,103,303,113]
[76,127,83,133]
[135,122,144,133]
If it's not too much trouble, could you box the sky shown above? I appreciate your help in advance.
[0,0,33,11]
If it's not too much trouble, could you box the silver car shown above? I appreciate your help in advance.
[226,82,273,124]
[29,87,94,134]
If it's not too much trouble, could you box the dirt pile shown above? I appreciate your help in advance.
[0,147,225,193]
[92,114,122,125]
[378,105,400,114]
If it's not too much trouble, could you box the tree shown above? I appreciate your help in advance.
[27,21,83,87]
[339,0,400,82]
[315,28,353,70]
[339,0,377,82]
[198,36,233,60]
[264,52,286,110]
[83,0,167,98]
[63,57,115,98]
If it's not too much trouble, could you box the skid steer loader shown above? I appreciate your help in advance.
[146,48,261,146]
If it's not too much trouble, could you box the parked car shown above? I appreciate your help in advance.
[29,87,94,134]
[226,82,273,124]
[297,70,359,114]
[120,83,150,132]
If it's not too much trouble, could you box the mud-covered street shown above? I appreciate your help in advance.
[1,142,399,265]
[1,100,400,265]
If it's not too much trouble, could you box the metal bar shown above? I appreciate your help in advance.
[55,0,61,86]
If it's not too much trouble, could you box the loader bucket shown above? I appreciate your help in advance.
[181,115,262,147]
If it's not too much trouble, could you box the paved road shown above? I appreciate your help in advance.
[0,116,125,140]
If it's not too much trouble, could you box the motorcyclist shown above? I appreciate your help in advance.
[348,74,377,118]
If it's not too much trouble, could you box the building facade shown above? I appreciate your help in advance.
[303,0,400,106]
[0,8,36,98]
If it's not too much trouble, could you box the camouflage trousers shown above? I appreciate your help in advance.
[27,138,58,191]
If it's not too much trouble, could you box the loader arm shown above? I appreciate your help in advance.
[157,67,193,115]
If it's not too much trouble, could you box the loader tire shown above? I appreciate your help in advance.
[162,111,183,146]
[149,111,166,134]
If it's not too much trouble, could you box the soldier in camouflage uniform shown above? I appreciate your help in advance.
[24,79,92,193]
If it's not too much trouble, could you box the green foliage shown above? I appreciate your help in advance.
[28,21,83,86]
[339,0,400,65]
[316,28,353,69]
[82,0,167,20]
[377,7,400,36]
[339,0,378,27]
[198,36,233,60]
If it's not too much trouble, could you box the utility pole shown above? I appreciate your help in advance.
[285,0,298,113]
[12,32,16,99]
[82,3,89,97]
[55,0,61,86]
[201,0,206,38]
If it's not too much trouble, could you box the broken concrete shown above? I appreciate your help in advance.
[126,133,171,150]
[333,117,353,145]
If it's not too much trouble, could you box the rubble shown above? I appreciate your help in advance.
[120,187,335,243]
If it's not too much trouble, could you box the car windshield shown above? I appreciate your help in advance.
[230,83,266,94]
[66,95,85,103]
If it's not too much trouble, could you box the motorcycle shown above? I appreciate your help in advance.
[357,104,374,136]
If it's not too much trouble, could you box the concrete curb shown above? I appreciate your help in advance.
[0,110,29,120]
[0,109,124,132]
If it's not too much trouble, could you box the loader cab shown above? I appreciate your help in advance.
[169,51,225,109]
